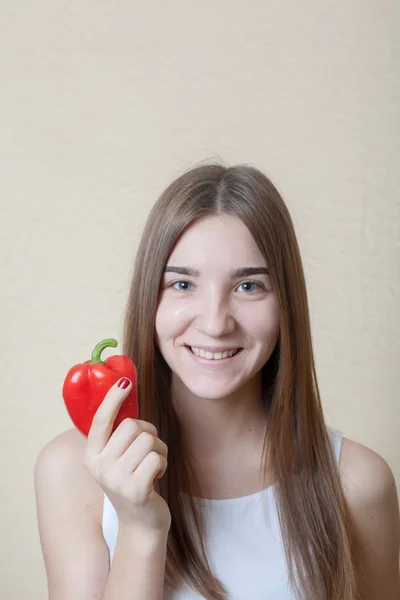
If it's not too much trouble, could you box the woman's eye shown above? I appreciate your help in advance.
[168,280,265,293]
[170,280,194,291]
[237,281,265,293]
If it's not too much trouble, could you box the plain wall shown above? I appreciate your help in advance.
[1,1,399,597]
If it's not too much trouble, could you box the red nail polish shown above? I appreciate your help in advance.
[118,378,130,389]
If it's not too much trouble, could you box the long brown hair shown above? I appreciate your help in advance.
[122,161,358,600]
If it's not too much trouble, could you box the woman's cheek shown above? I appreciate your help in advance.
[171,303,191,322]
[155,299,192,338]
[240,302,279,340]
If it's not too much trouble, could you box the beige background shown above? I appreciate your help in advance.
[1,1,399,597]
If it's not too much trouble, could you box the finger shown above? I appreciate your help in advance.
[86,377,133,456]
[102,418,158,460]
[118,431,168,473]
[130,452,168,497]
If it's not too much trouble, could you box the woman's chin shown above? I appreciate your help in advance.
[181,383,241,402]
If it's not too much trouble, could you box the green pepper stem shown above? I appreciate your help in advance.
[89,338,118,365]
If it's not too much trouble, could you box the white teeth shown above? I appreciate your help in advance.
[190,347,239,360]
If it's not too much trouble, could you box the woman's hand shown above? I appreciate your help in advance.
[83,378,171,536]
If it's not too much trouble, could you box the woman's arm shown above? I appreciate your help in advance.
[340,437,400,600]
[34,429,167,600]
[102,525,168,600]
[34,430,110,599]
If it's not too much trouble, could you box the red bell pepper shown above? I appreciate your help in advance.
[62,338,139,437]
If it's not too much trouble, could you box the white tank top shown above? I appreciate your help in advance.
[102,425,343,600]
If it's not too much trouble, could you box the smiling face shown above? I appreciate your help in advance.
[155,213,280,402]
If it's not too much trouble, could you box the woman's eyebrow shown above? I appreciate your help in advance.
[163,266,270,278]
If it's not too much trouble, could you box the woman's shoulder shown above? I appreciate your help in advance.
[34,428,105,528]
[338,435,400,594]
[34,430,110,595]
[339,434,395,494]
[326,426,391,489]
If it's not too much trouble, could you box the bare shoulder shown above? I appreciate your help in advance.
[36,426,87,457]
[34,428,109,598]
[41,426,86,450]
[35,427,105,528]
[35,427,86,464]
[339,435,400,599]
[36,427,86,463]
[339,435,398,502]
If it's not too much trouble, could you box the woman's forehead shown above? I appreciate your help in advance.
[169,215,264,261]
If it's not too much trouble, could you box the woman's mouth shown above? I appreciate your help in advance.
[184,344,243,367]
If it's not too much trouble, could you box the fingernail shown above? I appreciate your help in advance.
[118,377,131,390]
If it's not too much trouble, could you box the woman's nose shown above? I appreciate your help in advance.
[195,298,236,337]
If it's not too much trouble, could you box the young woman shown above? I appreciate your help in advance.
[34,163,400,600]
